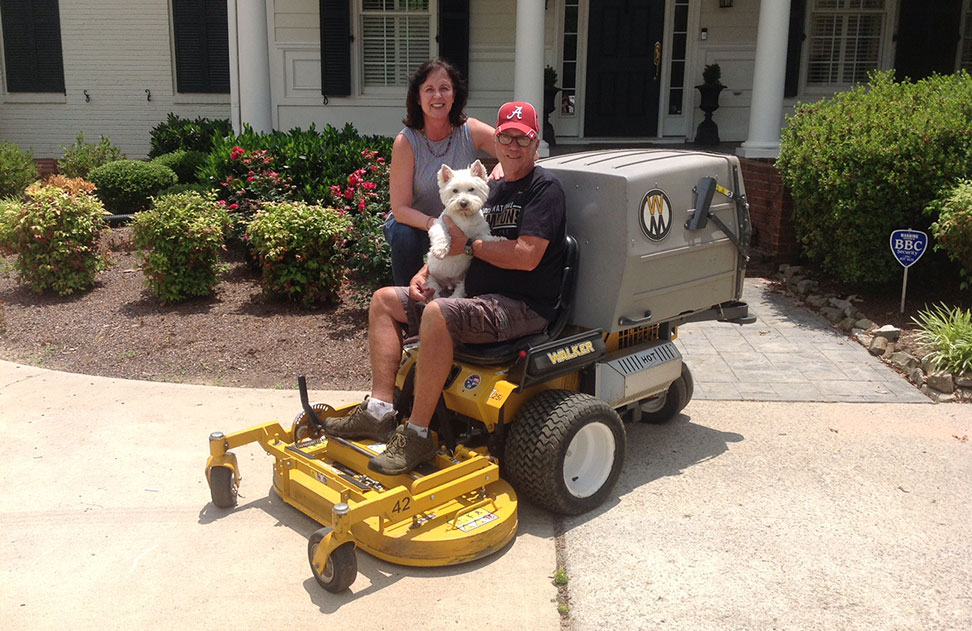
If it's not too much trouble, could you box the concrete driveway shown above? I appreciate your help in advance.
[2,362,970,629]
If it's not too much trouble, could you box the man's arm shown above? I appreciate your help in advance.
[443,216,548,271]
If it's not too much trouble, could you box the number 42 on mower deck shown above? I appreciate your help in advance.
[205,148,754,593]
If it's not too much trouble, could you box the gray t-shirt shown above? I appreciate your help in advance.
[399,121,477,219]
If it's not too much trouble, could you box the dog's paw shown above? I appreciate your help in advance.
[429,243,450,259]
[451,282,466,300]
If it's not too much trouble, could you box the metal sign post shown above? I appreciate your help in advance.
[889,229,928,314]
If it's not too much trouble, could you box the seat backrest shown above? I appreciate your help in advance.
[453,234,579,365]
[544,233,578,339]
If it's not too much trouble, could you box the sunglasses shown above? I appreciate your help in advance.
[496,133,534,147]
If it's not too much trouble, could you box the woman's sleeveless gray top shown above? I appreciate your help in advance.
[400,121,477,218]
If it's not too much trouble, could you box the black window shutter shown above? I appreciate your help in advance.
[0,0,65,93]
[320,0,351,97]
[438,0,470,82]
[784,0,806,98]
[172,0,229,94]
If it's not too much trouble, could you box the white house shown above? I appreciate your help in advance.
[1,0,970,161]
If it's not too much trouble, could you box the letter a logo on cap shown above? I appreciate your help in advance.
[507,105,524,121]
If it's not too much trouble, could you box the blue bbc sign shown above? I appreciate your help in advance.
[889,230,927,268]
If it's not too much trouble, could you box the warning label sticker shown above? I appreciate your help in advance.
[455,507,499,532]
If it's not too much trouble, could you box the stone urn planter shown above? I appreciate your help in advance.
[694,64,726,145]
[543,65,560,146]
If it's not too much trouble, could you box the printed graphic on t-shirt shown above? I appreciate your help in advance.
[481,200,520,238]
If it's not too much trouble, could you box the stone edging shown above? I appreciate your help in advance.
[777,265,967,404]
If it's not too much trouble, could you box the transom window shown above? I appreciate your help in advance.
[361,0,431,88]
[806,0,886,86]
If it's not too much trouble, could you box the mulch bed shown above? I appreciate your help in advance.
[0,228,371,390]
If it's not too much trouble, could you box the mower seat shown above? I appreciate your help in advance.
[453,234,579,366]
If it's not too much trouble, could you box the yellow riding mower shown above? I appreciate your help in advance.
[205,149,753,592]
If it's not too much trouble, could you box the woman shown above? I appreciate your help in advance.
[384,59,498,286]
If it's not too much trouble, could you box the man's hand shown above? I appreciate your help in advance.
[488,162,505,181]
[409,266,435,303]
[442,215,469,256]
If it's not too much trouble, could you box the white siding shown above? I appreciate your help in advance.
[0,1,230,160]
[271,0,522,136]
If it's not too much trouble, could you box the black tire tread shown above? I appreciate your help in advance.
[504,389,624,515]
[208,465,237,508]
[308,531,357,593]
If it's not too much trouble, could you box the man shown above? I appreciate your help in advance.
[324,101,567,475]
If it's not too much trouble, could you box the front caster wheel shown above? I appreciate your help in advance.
[308,529,357,593]
[208,465,238,508]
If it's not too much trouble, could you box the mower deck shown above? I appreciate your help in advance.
[206,402,517,571]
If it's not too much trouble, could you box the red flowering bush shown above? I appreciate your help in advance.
[324,149,392,299]
[218,146,295,244]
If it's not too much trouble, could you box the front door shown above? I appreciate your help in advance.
[893,0,963,81]
[584,0,666,137]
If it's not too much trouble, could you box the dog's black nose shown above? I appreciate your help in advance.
[460,200,468,208]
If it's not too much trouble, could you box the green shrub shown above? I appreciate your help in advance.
[57,132,125,179]
[778,70,972,285]
[149,113,232,158]
[928,179,972,287]
[246,200,353,306]
[150,149,208,184]
[913,303,972,375]
[88,160,177,214]
[158,182,216,198]
[323,149,392,298]
[199,123,393,206]
[2,184,108,294]
[0,141,39,198]
[131,191,230,303]
[0,196,20,252]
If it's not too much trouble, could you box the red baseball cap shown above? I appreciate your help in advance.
[496,101,539,139]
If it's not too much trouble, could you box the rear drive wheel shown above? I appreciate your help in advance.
[208,466,237,508]
[308,529,357,593]
[504,390,625,515]
[640,363,693,424]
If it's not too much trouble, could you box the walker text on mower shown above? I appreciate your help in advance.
[206,149,754,592]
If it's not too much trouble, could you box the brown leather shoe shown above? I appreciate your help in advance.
[323,397,397,442]
[368,425,436,475]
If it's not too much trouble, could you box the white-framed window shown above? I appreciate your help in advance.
[806,0,887,86]
[559,0,579,116]
[360,0,432,89]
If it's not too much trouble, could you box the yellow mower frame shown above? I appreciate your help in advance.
[205,149,755,593]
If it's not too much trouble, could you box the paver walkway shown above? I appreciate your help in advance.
[676,278,929,403]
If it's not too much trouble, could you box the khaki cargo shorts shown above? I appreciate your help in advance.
[394,287,548,347]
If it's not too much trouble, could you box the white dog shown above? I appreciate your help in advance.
[426,160,501,299]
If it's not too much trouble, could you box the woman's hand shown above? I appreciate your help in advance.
[488,161,505,181]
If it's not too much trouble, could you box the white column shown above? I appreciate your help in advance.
[227,0,242,135]
[236,0,273,134]
[513,0,547,154]
[737,0,791,159]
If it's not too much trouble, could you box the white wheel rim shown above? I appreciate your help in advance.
[563,421,616,498]
[640,391,668,413]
